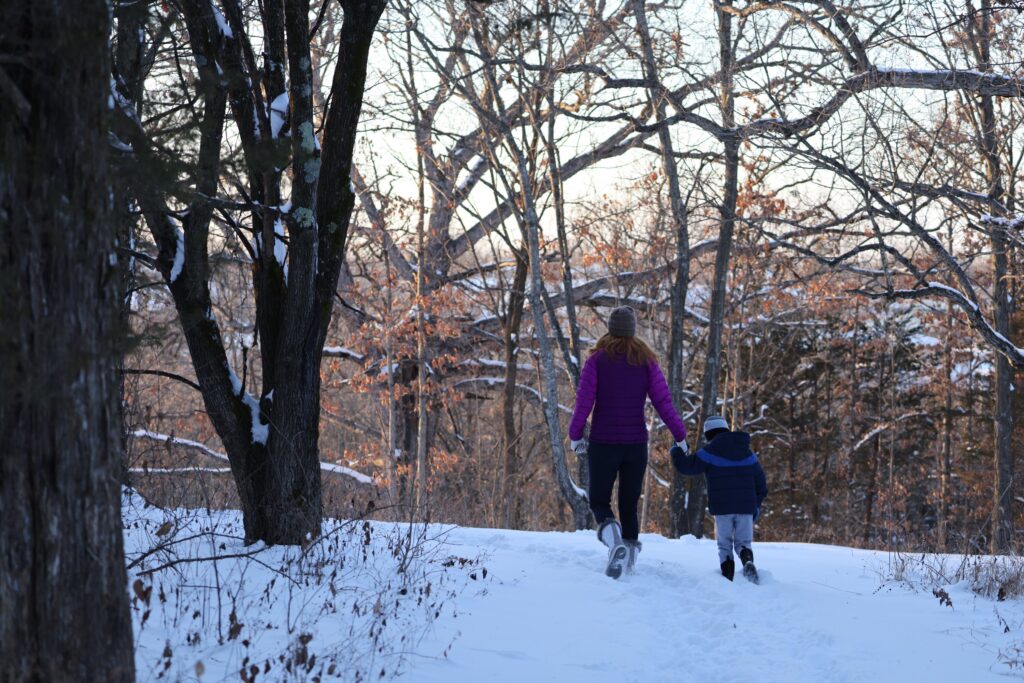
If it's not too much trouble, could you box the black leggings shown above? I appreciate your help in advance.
[587,441,648,541]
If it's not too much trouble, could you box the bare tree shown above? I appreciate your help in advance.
[111,0,388,544]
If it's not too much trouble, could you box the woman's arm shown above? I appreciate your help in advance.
[568,353,599,441]
[647,361,687,442]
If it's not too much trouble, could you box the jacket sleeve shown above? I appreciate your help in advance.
[647,361,687,442]
[568,354,599,441]
[754,460,768,505]
[671,446,708,476]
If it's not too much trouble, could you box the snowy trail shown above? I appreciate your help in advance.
[405,528,1022,683]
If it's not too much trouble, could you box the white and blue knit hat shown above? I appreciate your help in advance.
[703,415,729,435]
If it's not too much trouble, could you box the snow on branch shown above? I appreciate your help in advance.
[322,346,366,362]
[863,283,1024,369]
[850,412,932,453]
[452,377,573,414]
[130,466,232,475]
[130,430,374,485]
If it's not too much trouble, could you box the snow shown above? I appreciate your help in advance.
[131,428,375,489]
[319,461,374,485]
[322,346,366,362]
[455,155,487,192]
[910,333,941,347]
[132,429,225,462]
[242,392,269,444]
[925,281,977,311]
[460,358,536,371]
[269,92,289,138]
[169,228,185,283]
[127,494,1024,683]
[404,529,1024,683]
[273,217,287,274]
[124,489,481,682]
[129,466,232,475]
[453,377,573,414]
[210,1,233,37]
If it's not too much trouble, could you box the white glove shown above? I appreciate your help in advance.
[675,440,689,456]
[570,439,587,455]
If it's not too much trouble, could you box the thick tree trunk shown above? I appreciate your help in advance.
[0,1,135,679]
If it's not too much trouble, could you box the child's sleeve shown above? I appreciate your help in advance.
[754,460,768,505]
[671,445,707,476]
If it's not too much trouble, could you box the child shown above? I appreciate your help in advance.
[671,416,767,582]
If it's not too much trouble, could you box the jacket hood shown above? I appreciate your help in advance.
[704,431,753,461]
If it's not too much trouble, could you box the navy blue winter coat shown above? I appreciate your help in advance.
[671,431,767,516]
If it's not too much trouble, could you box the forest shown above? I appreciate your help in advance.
[3,0,1024,679]
[119,0,1024,554]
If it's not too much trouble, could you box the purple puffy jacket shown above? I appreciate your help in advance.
[568,349,687,444]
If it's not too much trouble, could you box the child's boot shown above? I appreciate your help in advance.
[720,556,735,581]
[739,547,759,584]
[624,539,642,574]
[597,520,628,579]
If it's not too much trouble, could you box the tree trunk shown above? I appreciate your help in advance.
[690,0,740,538]
[632,0,694,538]
[112,0,387,545]
[0,1,135,679]
[937,282,954,550]
[502,250,529,528]
[975,0,1015,553]
[523,206,592,529]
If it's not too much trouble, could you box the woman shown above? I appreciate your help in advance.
[568,306,688,578]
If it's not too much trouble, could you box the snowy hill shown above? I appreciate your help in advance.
[124,492,1024,682]
[406,529,1024,683]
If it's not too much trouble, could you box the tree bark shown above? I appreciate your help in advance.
[973,0,1015,553]
[690,0,740,538]
[0,1,134,679]
[632,0,694,538]
[502,250,529,528]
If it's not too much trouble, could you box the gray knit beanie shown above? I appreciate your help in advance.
[607,306,637,338]
[703,415,729,435]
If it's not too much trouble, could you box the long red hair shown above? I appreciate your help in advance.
[590,333,659,366]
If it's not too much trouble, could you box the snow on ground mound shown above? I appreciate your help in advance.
[123,494,1024,682]
[403,528,1024,683]
[122,489,486,681]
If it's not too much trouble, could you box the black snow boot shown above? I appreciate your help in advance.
[720,556,735,581]
[739,547,759,584]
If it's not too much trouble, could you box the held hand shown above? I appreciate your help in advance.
[570,439,587,455]
[674,440,689,456]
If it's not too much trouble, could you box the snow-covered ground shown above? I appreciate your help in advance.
[125,493,1024,682]
[407,529,1024,683]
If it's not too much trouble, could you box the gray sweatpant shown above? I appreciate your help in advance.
[715,514,753,563]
